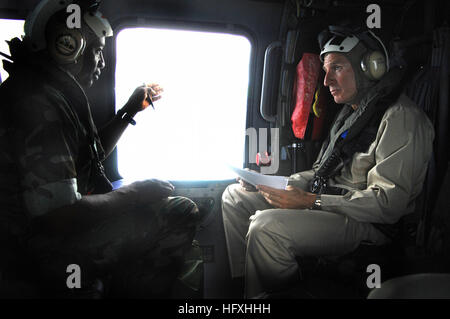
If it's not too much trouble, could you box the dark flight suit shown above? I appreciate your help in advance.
[0,40,200,298]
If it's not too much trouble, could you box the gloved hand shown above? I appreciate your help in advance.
[125,179,174,205]
[123,83,164,114]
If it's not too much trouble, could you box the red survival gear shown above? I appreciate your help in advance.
[256,151,271,166]
[291,53,321,139]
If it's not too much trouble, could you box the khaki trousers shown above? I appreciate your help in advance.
[221,183,389,298]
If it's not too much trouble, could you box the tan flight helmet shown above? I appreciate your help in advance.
[319,25,390,105]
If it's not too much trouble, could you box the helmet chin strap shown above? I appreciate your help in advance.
[59,53,85,85]
[345,78,373,107]
[347,74,376,107]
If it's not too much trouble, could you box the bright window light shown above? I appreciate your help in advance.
[115,28,251,181]
[0,19,25,83]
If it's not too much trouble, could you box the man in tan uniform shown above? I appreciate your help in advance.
[222,26,435,298]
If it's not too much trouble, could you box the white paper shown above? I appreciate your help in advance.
[229,166,288,190]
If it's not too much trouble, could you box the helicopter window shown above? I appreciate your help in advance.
[115,27,251,181]
[0,19,25,83]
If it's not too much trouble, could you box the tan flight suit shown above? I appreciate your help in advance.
[222,94,435,298]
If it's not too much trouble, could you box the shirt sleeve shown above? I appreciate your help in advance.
[320,105,435,224]
[288,169,316,191]
[11,89,82,218]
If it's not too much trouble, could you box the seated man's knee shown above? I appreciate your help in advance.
[160,196,200,227]
[222,183,241,204]
[247,209,280,239]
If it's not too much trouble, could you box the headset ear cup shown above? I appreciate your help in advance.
[48,28,85,64]
[360,51,387,80]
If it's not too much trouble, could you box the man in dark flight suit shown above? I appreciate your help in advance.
[0,0,200,298]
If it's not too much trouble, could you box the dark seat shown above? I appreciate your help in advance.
[255,214,418,299]
[367,273,450,299]
[1,237,203,299]
[0,257,106,299]
[293,240,404,298]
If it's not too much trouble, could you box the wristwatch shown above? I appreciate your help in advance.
[311,194,322,210]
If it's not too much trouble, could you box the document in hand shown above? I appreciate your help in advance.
[229,166,289,190]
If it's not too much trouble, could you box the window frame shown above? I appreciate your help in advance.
[107,18,257,183]
[0,17,25,82]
